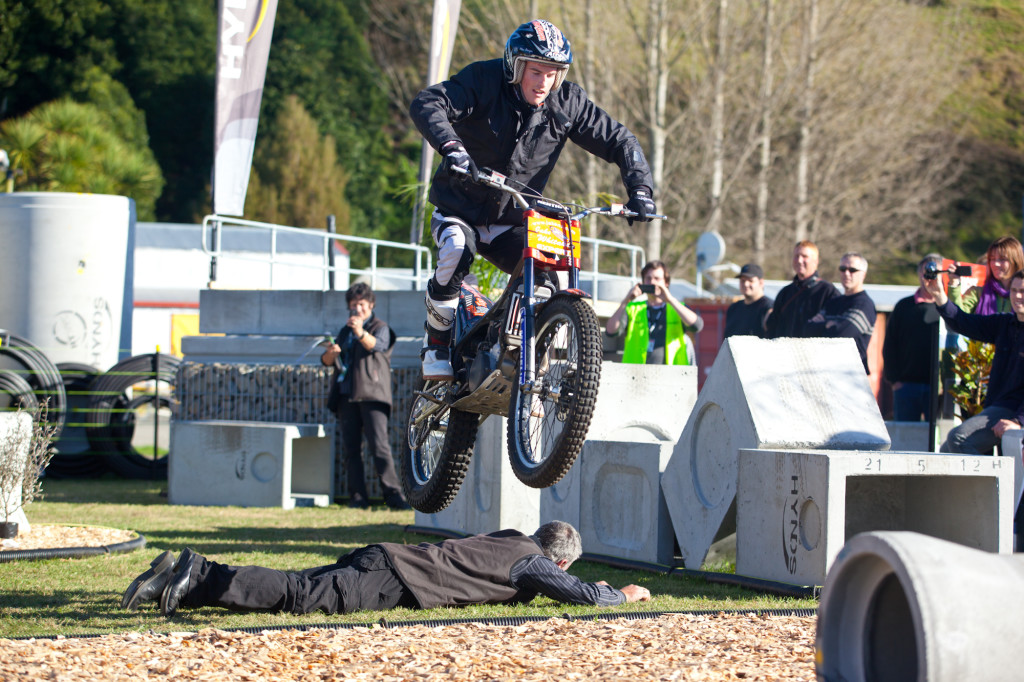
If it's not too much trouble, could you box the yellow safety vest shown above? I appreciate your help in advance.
[622,301,691,365]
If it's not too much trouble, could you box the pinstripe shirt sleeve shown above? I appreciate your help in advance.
[509,555,625,606]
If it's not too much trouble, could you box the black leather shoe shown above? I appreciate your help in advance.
[160,547,198,617]
[347,494,369,509]
[121,550,175,610]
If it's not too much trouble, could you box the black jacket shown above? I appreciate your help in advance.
[326,315,395,410]
[410,59,654,227]
[936,300,1024,424]
[380,530,543,609]
[765,273,841,339]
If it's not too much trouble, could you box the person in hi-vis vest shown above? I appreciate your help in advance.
[605,260,704,365]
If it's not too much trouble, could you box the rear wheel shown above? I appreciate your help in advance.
[402,381,478,513]
[507,296,602,488]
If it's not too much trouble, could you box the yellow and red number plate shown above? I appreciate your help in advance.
[526,213,581,259]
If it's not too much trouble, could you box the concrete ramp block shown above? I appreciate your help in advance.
[414,415,540,536]
[736,449,1015,587]
[661,337,890,569]
[169,420,332,509]
[578,439,675,565]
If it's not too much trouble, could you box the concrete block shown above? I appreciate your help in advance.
[578,439,675,565]
[661,336,891,569]
[169,420,333,509]
[181,334,332,365]
[999,429,1024,514]
[540,361,696,527]
[197,289,424,338]
[0,412,33,532]
[884,419,957,452]
[414,415,540,536]
[736,449,1015,587]
[587,362,697,443]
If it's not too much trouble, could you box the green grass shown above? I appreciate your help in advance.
[0,479,816,639]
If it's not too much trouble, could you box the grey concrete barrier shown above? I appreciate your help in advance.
[816,531,1024,682]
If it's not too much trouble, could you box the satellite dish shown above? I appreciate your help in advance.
[696,231,725,271]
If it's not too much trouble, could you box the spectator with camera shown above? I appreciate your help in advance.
[765,240,840,339]
[922,269,1024,454]
[950,236,1024,315]
[321,283,409,510]
[606,260,703,366]
[882,254,944,421]
[805,252,877,373]
[724,263,773,339]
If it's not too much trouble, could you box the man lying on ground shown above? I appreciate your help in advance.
[121,520,651,616]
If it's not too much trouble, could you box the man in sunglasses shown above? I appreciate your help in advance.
[805,252,877,373]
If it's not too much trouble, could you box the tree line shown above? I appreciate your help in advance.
[2,0,1022,284]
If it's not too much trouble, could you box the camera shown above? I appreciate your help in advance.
[639,284,656,294]
[922,261,942,280]
[923,261,974,280]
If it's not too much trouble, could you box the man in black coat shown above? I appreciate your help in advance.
[409,19,657,380]
[724,263,773,339]
[121,521,652,616]
[765,241,840,339]
[321,283,407,510]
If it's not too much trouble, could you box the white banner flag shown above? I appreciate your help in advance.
[213,0,279,217]
[410,0,461,245]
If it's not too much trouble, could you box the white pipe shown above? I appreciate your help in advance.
[816,531,1024,682]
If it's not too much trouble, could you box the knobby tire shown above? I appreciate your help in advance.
[402,382,478,513]
[507,296,602,488]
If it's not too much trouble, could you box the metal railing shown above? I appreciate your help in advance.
[201,215,434,290]
[201,214,644,298]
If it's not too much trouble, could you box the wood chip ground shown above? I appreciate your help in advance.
[0,524,136,551]
[2,615,817,680]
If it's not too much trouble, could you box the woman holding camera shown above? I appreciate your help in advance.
[605,260,703,365]
[950,236,1024,314]
[321,283,409,510]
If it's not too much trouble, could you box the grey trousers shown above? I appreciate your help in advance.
[940,405,1017,455]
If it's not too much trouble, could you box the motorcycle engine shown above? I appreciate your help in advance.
[466,343,498,393]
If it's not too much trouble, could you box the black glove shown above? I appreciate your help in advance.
[440,141,480,181]
[625,188,656,225]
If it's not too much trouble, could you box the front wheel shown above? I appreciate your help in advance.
[507,296,602,488]
[402,381,478,513]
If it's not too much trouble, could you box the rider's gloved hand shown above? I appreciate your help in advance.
[440,141,480,181]
[625,187,656,225]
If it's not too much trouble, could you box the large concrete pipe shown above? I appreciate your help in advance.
[815,531,1024,681]
[0,193,134,370]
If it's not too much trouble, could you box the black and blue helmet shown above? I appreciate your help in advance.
[503,20,573,89]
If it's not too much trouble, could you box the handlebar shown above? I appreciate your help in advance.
[451,166,668,222]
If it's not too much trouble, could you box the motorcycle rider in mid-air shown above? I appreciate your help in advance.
[409,19,658,381]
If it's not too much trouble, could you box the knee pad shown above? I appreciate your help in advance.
[431,218,476,297]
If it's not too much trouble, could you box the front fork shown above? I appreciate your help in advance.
[518,260,579,395]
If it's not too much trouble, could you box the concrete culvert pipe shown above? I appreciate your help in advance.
[815,531,1024,682]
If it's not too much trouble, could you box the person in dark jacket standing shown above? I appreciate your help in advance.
[765,241,840,339]
[922,270,1024,454]
[409,19,657,380]
[805,252,877,374]
[882,254,943,421]
[321,283,408,510]
[120,521,652,616]
[723,263,773,339]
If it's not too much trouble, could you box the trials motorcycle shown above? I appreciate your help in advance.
[403,167,665,513]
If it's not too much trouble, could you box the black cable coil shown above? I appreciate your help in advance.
[85,353,180,479]
[0,330,66,437]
